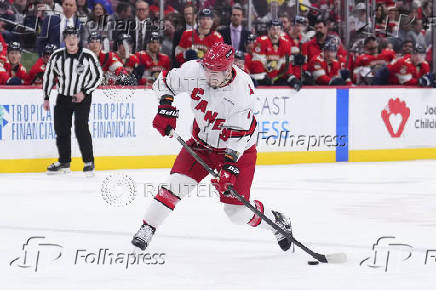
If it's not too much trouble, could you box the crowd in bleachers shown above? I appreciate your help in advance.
[0,0,434,87]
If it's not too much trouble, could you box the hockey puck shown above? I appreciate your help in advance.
[307,260,319,265]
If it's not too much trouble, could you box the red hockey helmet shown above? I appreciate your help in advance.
[203,42,235,71]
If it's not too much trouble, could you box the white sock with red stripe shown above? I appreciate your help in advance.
[223,200,274,230]
[143,173,197,228]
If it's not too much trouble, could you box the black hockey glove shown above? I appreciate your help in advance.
[287,76,302,92]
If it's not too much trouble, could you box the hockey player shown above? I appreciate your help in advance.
[387,44,430,86]
[234,50,248,73]
[3,42,28,85]
[136,32,171,86]
[174,8,224,65]
[113,34,140,85]
[307,38,351,85]
[240,33,256,75]
[352,36,392,84]
[87,32,126,84]
[114,34,139,75]
[283,16,306,52]
[131,42,293,252]
[250,20,301,90]
[26,44,57,85]
[302,19,347,63]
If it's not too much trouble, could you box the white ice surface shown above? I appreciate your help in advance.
[1,161,436,290]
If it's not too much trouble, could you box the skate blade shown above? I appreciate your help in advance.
[84,171,95,177]
[46,168,71,175]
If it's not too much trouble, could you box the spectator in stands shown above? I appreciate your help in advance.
[114,33,140,84]
[407,19,426,49]
[136,32,170,85]
[85,2,113,45]
[87,0,113,15]
[11,0,26,23]
[308,37,351,86]
[161,17,175,57]
[385,4,399,36]
[218,4,250,52]
[133,0,151,52]
[250,20,301,90]
[3,42,27,85]
[375,4,387,27]
[175,8,223,65]
[0,0,9,54]
[419,1,432,29]
[37,0,84,56]
[349,3,365,32]
[172,3,197,67]
[114,2,133,21]
[43,0,63,15]
[23,0,46,34]
[26,43,57,85]
[148,0,177,18]
[0,0,20,44]
[77,0,91,24]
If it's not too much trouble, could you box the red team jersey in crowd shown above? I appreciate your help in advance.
[97,50,125,75]
[114,53,140,72]
[303,38,347,64]
[26,57,47,85]
[175,29,223,65]
[308,53,347,85]
[250,35,297,81]
[243,52,252,74]
[136,51,171,85]
[388,54,430,86]
[0,55,9,84]
[0,34,7,56]
[3,62,28,84]
[352,50,395,82]
[282,33,303,51]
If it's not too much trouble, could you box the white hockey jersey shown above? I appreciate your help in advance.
[152,60,258,158]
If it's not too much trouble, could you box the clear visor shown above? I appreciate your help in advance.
[204,66,228,88]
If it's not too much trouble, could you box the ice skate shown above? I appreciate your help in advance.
[131,223,156,251]
[47,162,71,175]
[272,210,293,251]
[83,162,95,177]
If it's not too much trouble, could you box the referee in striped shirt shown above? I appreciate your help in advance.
[43,26,103,175]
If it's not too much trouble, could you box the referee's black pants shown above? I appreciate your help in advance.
[54,94,94,164]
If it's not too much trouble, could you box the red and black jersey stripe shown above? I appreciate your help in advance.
[226,117,257,138]
[154,187,181,210]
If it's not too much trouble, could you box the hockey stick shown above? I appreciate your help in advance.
[170,131,347,264]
